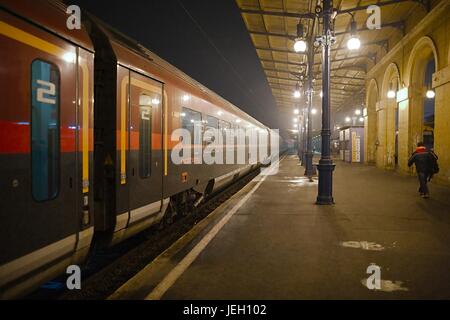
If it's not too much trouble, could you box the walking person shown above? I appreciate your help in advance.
[408,142,438,198]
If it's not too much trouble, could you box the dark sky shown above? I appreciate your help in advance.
[71,0,281,129]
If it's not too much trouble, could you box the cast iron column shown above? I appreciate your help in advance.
[297,113,302,159]
[316,0,335,205]
[300,107,307,165]
[304,36,315,180]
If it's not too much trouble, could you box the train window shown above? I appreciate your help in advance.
[206,115,219,129]
[31,60,60,201]
[219,120,231,130]
[139,94,152,178]
[181,107,202,145]
[204,115,219,146]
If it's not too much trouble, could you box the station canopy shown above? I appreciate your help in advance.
[235,0,430,114]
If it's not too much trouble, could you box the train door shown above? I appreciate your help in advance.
[128,71,163,223]
[0,12,83,294]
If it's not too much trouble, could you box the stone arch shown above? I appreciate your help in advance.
[365,79,379,164]
[405,36,439,155]
[377,63,401,169]
[405,36,439,85]
[448,40,450,66]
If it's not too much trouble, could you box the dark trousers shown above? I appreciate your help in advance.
[417,172,429,195]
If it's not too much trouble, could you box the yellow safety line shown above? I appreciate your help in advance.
[0,20,167,185]
[80,61,90,193]
[120,76,129,184]
[0,21,66,57]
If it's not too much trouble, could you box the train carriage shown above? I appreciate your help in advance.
[0,0,273,299]
[88,17,269,245]
[0,0,95,298]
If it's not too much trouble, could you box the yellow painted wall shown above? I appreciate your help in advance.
[365,0,450,184]
[433,67,450,184]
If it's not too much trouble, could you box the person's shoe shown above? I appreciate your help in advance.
[423,194,430,199]
[420,192,424,197]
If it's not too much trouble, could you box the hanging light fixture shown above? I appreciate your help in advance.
[426,89,435,99]
[347,17,361,51]
[293,82,301,98]
[387,82,396,99]
[293,22,307,53]
[294,108,299,114]
[354,109,361,115]
[387,90,396,99]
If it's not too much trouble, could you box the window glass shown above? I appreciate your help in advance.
[31,60,60,201]
[219,120,231,130]
[204,115,220,146]
[139,94,152,178]
[206,115,219,129]
[181,107,202,145]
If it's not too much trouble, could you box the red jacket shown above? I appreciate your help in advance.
[408,147,434,173]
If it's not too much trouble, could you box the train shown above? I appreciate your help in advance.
[0,0,282,298]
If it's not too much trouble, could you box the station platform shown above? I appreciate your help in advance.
[111,154,450,299]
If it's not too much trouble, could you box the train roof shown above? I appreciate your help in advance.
[87,14,268,130]
[0,0,94,52]
[1,0,268,129]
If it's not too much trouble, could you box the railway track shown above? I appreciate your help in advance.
[26,167,262,300]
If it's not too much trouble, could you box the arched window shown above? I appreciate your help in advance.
[423,58,435,149]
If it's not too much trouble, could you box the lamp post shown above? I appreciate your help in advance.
[294,22,307,53]
[301,107,307,164]
[316,0,335,205]
[304,35,315,181]
[298,115,302,158]
[293,82,301,98]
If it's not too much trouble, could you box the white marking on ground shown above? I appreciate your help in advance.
[340,241,384,251]
[361,279,409,292]
[145,156,285,300]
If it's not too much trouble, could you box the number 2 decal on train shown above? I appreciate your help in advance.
[141,108,150,120]
[36,79,57,104]
[32,60,59,107]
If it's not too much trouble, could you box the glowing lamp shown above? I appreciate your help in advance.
[426,89,435,99]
